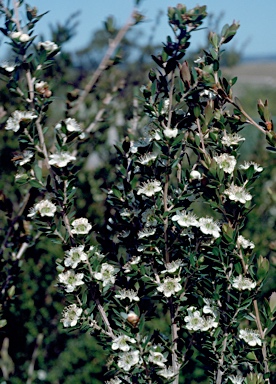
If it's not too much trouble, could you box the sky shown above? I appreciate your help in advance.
[3,0,276,58]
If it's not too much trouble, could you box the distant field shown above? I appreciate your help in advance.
[224,62,276,88]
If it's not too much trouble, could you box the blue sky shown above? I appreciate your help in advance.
[8,1,276,57]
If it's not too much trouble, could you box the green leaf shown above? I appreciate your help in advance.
[29,179,43,189]
[0,319,7,328]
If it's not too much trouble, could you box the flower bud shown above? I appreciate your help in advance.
[127,311,139,327]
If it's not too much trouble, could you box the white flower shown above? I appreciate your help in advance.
[237,235,255,249]
[10,31,21,39]
[221,133,245,147]
[203,300,218,316]
[201,316,219,331]
[94,263,116,286]
[105,378,122,384]
[37,40,59,53]
[64,245,88,268]
[120,208,132,217]
[112,335,136,352]
[141,208,157,227]
[144,125,161,141]
[123,256,141,273]
[198,217,221,238]
[58,270,84,293]
[158,366,175,379]
[239,161,263,173]
[117,350,140,371]
[10,31,31,42]
[213,153,236,174]
[161,260,182,274]
[161,99,170,114]
[137,180,162,197]
[15,171,28,181]
[49,152,76,167]
[184,307,204,331]
[157,277,182,297]
[35,81,47,89]
[203,298,219,318]
[115,288,140,302]
[228,375,244,384]
[224,185,252,204]
[71,218,92,234]
[172,210,199,228]
[64,118,82,132]
[137,153,157,165]
[239,329,262,346]
[0,61,16,72]
[232,275,256,291]
[129,256,141,264]
[148,350,167,367]
[12,150,34,166]
[184,306,218,331]
[130,137,152,153]
[27,199,56,218]
[19,150,34,166]
[60,304,82,327]
[5,110,37,132]
[194,56,205,64]
[200,89,216,99]
[138,227,156,239]
[163,127,178,138]
[190,170,202,180]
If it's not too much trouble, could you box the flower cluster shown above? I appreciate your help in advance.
[10,30,31,42]
[2,2,269,382]
[184,304,219,332]
[172,211,221,238]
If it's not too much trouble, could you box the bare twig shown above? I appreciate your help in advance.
[95,300,116,340]
[225,97,266,135]
[86,260,115,339]
[70,12,136,116]
[216,333,228,384]
[26,333,44,384]
[196,117,206,154]
[253,300,270,381]
[12,0,21,31]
